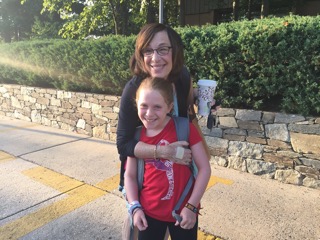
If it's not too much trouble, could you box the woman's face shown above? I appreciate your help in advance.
[143,30,173,80]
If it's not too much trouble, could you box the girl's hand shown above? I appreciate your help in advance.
[175,207,197,229]
[133,209,148,231]
[158,141,192,165]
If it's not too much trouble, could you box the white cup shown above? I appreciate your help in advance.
[197,79,217,116]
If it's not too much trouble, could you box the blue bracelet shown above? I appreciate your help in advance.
[128,203,142,216]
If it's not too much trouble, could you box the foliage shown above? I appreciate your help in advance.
[0,15,319,116]
[33,0,181,38]
[0,0,63,42]
[0,0,314,41]
[180,15,320,116]
[0,36,136,94]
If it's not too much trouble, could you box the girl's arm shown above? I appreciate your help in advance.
[124,156,148,231]
[178,141,211,228]
[124,156,139,203]
[187,141,211,208]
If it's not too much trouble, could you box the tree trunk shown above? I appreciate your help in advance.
[233,0,239,21]
[247,0,252,20]
[109,0,119,35]
[261,0,269,19]
[179,0,185,26]
[1,7,12,42]
[146,0,156,23]
[120,1,129,35]
[292,0,305,14]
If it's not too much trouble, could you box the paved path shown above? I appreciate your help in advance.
[0,115,319,240]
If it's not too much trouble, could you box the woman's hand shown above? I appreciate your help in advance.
[158,141,192,165]
[210,99,221,114]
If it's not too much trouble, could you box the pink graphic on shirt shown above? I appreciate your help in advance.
[145,139,174,200]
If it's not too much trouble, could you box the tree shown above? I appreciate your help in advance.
[0,0,30,42]
[0,0,63,42]
[30,0,181,39]
[31,13,64,39]
[35,0,143,38]
[0,0,12,42]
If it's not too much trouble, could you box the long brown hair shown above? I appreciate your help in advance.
[130,23,185,82]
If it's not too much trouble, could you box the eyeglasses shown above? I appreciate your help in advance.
[142,46,172,57]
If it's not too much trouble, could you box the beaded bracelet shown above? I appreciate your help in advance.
[153,145,157,160]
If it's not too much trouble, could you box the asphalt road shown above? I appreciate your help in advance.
[0,115,319,240]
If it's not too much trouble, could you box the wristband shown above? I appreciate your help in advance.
[128,203,142,216]
[128,201,142,216]
[185,202,200,214]
[132,207,142,217]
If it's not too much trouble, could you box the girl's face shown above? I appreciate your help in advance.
[137,88,173,131]
[143,31,173,80]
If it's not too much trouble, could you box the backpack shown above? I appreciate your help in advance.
[133,116,198,222]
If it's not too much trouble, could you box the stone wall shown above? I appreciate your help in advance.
[0,84,120,141]
[1,84,319,190]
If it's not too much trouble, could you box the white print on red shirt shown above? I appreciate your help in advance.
[145,139,174,200]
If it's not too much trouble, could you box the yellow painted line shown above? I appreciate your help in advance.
[0,151,15,162]
[22,166,83,192]
[206,175,233,191]
[167,229,221,240]
[95,173,120,192]
[198,230,221,240]
[0,166,106,239]
[195,175,233,240]
[95,162,121,191]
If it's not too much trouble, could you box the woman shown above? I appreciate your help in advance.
[116,23,209,240]
[117,23,203,190]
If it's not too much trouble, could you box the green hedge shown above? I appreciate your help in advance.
[179,15,320,116]
[0,15,319,116]
[0,36,136,94]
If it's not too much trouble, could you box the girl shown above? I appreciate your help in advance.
[124,77,211,240]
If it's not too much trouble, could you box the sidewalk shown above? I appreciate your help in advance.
[0,115,319,240]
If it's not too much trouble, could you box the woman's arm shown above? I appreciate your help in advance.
[134,141,192,164]
[116,79,141,159]
[187,77,211,159]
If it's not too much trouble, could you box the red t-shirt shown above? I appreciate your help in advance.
[139,118,202,222]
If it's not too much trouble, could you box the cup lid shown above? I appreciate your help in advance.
[198,79,217,87]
